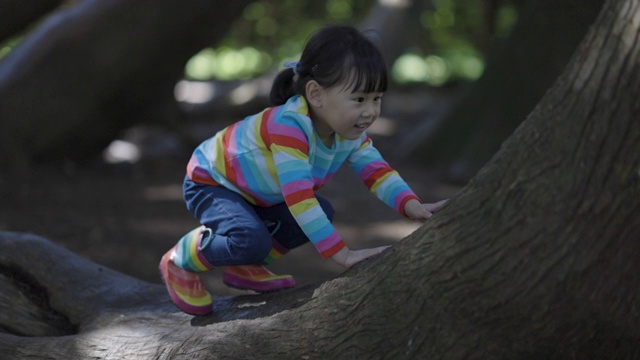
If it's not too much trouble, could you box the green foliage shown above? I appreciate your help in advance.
[0,0,519,86]
[187,0,519,86]
[495,3,519,38]
[185,0,375,81]
[392,0,517,85]
[0,37,21,60]
[391,47,484,86]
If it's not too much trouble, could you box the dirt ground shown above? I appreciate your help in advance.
[0,98,460,297]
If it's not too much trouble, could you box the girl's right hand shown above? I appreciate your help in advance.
[330,245,390,268]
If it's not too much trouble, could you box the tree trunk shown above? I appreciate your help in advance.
[411,0,605,183]
[1,0,639,358]
[0,0,250,169]
[360,0,432,70]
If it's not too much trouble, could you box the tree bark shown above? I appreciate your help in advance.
[0,0,250,169]
[1,0,640,358]
[411,0,606,183]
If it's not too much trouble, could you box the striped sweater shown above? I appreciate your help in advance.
[187,95,420,258]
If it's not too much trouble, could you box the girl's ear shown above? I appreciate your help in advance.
[305,80,323,108]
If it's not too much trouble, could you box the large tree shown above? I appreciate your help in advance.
[412,0,606,183]
[1,0,639,358]
[0,0,250,169]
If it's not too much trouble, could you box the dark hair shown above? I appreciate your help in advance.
[270,25,388,106]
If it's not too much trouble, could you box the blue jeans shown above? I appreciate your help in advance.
[183,178,334,266]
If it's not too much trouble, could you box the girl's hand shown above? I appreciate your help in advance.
[330,245,390,268]
[404,199,449,221]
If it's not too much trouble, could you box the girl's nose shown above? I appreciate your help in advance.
[362,104,377,118]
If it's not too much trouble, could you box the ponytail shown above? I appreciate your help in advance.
[269,68,297,106]
[269,25,388,106]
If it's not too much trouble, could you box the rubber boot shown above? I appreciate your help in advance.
[159,226,215,315]
[223,238,295,292]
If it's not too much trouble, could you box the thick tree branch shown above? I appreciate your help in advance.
[0,231,321,336]
[0,0,251,168]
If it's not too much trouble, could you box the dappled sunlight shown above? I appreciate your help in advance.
[103,140,141,164]
[174,80,217,104]
[229,81,259,105]
[391,52,482,86]
[75,323,168,358]
[184,46,272,81]
[379,0,411,8]
[174,78,270,106]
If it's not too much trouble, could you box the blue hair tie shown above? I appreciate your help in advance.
[283,61,300,75]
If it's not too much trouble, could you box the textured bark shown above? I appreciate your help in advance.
[0,231,317,358]
[413,0,606,183]
[0,0,250,168]
[1,0,639,358]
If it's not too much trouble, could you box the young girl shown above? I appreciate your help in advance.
[159,25,447,315]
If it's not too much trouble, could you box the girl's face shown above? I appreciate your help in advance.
[309,80,383,142]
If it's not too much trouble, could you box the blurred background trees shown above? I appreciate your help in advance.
[0,0,609,187]
[0,0,527,177]
[411,0,605,182]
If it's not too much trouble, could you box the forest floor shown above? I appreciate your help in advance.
[0,91,462,297]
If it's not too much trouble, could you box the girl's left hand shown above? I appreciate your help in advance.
[404,199,449,221]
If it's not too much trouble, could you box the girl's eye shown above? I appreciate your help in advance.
[374,96,382,102]
[355,97,365,103]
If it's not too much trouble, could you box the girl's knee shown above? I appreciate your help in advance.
[198,228,272,266]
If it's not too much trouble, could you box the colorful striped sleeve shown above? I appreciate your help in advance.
[268,114,346,258]
[348,136,421,217]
